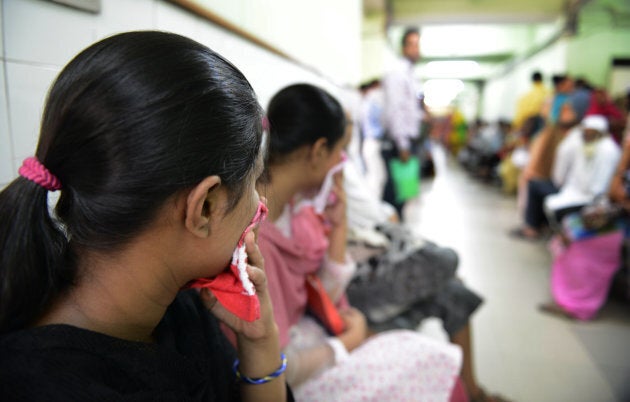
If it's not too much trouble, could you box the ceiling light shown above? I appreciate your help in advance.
[424,61,480,77]
[423,79,465,109]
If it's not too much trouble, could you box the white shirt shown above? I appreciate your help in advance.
[546,133,621,211]
[551,127,582,187]
[382,57,423,151]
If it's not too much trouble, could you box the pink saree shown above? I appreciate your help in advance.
[550,231,624,320]
[258,206,463,401]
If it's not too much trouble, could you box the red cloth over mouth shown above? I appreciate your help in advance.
[187,201,268,322]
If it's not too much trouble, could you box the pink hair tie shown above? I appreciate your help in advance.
[18,157,62,191]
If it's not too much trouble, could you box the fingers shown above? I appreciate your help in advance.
[243,212,271,303]
[201,288,241,329]
[244,231,264,270]
[332,169,344,184]
[251,196,268,242]
[339,307,360,320]
[199,288,219,311]
[245,264,267,290]
[332,172,345,196]
[326,176,345,208]
[399,149,411,162]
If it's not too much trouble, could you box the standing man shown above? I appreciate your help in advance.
[512,71,550,132]
[382,27,423,218]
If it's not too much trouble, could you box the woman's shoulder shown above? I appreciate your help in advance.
[0,293,239,401]
[0,325,157,400]
[0,324,121,357]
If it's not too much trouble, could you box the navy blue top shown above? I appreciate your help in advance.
[0,290,293,402]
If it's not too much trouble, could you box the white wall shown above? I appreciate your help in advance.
[1,1,14,185]
[481,38,568,122]
[567,30,630,90]
[196,0,363,87]
[0,0,359,187]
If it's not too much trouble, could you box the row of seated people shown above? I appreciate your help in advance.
[257,83,510,402]
[510,114,621,240]
[0,32,509,402]
[4,32,625,400]
[458,73,630,321]
[462,73,626,197]
[458,118,516,184]
[509,107,630,320]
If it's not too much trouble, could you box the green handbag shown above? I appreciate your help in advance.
[389,156,420,202]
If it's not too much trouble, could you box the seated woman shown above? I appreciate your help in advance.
[257,83,504,402]
[510,102,579,240]
[0,31,291,401]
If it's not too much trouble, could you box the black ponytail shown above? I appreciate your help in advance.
[0,31,263,334]
[0,178,71,333]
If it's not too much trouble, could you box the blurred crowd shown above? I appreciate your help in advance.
[355,66,630,324]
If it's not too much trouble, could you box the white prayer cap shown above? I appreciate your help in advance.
[582,115,608,133]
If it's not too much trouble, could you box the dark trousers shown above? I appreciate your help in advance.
[381,137,420,218]
[524,179,559,229]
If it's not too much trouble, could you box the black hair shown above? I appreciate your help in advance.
[401,27,420,48]
[265,84,346,171]
[532,71,543,82]
[521,116,544,139]
[575,77,592,90]
[359,79,381,93]
[0,31,263,334]
[552,74,568,87]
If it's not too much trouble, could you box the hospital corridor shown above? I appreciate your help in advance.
[1,0,630,401]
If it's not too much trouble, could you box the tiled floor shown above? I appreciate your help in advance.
[404,144,630,402]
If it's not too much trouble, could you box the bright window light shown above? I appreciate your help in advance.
[423,79,465,109]
[424,61,480,77]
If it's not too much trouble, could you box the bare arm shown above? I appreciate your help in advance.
[325,170,347,264]
[283,308,368,387]
[320,170,356,302]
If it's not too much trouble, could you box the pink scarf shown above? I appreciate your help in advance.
[258,206,329,347]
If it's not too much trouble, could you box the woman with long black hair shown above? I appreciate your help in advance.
[0,31,291,402]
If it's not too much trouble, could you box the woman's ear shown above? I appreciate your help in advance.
[185,176,222,238]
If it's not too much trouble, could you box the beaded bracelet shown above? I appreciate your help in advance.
[233,353,287,385]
